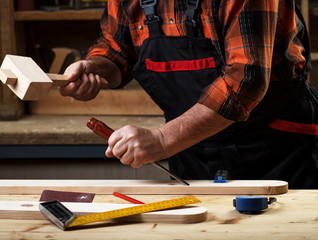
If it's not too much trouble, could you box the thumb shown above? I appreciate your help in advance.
[64,61,85,81]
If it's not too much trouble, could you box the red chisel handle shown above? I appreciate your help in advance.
[87,117,114,140]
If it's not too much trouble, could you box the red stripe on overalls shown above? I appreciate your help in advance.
[145,57,215,72]
[268,119,318,135]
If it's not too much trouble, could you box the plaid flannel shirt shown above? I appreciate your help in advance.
[84,0,308,121]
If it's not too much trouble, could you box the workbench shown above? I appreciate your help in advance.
[0,190,317,239]
[0,114,167,180]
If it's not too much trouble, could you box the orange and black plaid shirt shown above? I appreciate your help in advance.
[85,0,308,121]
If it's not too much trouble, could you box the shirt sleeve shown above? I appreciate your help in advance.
[199,1,278,121]
[83,2,138,87]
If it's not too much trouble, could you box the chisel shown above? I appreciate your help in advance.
[87,117,189,186]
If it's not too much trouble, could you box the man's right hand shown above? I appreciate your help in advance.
[59,60,104,101]
[59,56,122,101]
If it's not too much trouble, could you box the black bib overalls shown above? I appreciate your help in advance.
[132,0,318,189]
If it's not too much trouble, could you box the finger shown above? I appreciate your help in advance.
[64,61,85,81]
[106,131,123,158]
[130,159,143,168]
[111,139,128,159]
[86,73,100,97]
[93,74,102,93]
[59,79,82,96]
[72,73,91,99]
[107,130,123,148]
[95,75,103,89]
[105,146,114,158]
[67,72,81,82]
[119,154,134,165]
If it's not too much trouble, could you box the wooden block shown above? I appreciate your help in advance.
[0,69,17,85]
[0,180,288,195]
[0,55,53,100]
[0,201,207,224]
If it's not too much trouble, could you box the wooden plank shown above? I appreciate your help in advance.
[311,52,318,61]
[0,201,207,224]
[14,9,104,21]
[0,180,288,195]
[301,0,309,31]
[0,191,317,240]
[0,0,24,120]
[0,1,16,60]
[28,82,163,115]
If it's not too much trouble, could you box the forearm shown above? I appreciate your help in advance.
[86,56,122,88]
[158,103,234,158]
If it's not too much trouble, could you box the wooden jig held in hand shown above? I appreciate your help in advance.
[0,54,109,100]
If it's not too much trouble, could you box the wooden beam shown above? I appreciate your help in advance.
[0,180,288,195]
[311,52,318,61]
[301,0,309,31]
[14,9,104,21]
[0,0,24,120]
[28,80,163,115]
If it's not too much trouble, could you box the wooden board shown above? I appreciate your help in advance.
[14,9,104,21]
[0,0,24,120]
[0,180,288,195]
[28,80,163,115]
[0,201,207,224]
[0,191,317,240]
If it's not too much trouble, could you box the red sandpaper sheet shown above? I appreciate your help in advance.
[39,190,95,202]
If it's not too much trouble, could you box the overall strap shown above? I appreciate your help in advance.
[140,0,161,37]
[140,0,203,38]
[185,0,202,37]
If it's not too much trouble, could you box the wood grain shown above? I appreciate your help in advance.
[0,0,24,120]
[0,201,207,224]
[14,9,104,21]
[28,86,163,115]
[1,55,53,100]
[0,190,316,239]
[0,180,288,195]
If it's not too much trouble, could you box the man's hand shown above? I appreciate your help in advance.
[106,126,167,168]
[105,103,234,168]
[59,56,122,101]
[59,60,104,101]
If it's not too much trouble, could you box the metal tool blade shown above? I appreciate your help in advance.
[151,162,190,186]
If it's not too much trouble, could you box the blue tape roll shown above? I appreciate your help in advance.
[234,196,269,212]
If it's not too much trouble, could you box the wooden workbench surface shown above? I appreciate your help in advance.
[0,190,317,239]
[0,114,165,145]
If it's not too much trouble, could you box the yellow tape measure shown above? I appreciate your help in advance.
[67,196,200,228]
